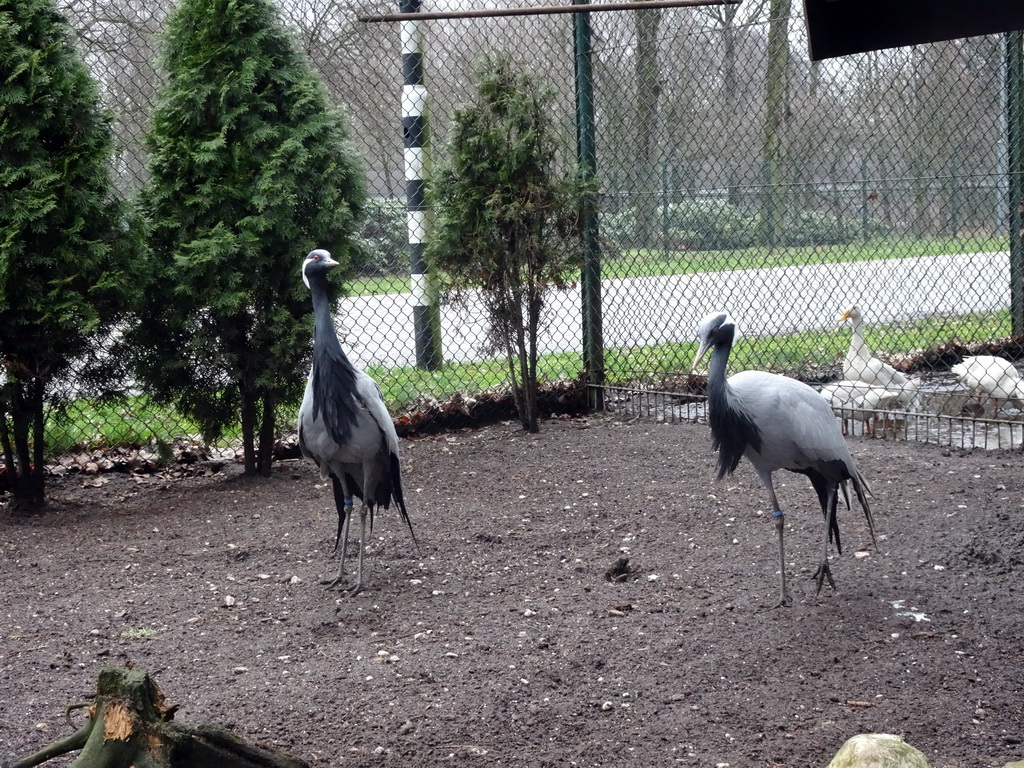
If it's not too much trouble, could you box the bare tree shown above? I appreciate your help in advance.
[632,7,662,245]
[761,0,791,249]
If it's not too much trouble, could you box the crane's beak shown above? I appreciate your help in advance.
[692,340,711,372]
[838,308,853,323]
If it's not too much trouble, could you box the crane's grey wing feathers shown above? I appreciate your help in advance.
[728,371,853,472]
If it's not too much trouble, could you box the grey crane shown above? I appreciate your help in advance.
[298,249,416,596]
[693,311,876,607]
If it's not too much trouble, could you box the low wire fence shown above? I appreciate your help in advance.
[36,0,1024,460]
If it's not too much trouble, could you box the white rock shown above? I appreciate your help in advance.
[826,733,932,768]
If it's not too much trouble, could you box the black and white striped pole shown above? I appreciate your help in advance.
[401,0,443,369]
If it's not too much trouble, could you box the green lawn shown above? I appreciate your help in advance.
[601,234,1009,280]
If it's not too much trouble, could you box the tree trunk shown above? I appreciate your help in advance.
[257,393,275,477]
[7,667,311,768]
[524,283,542,433]
[721,11,740,205]
[633,8,661,246]
[239,390,256,476]
[511,290,531,432]
[31,378,46,506]
[762,0,792,250]
[2,376,47,512]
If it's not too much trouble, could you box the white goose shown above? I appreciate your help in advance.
[838,305,918,408]
[819,380,903,436]
[950,355,1024,416]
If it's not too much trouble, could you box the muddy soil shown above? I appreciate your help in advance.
[1,416,1022,767]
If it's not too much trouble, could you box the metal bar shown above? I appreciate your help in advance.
[360,0,737,23]
[1007,31,1024,336]
[574,0,604,412]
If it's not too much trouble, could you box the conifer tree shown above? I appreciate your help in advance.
[428,53,590,432]
[132,0,366,475]
[0,0,145,510]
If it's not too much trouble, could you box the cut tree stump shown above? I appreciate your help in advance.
[3,666,310,768]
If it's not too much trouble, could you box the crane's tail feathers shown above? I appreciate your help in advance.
[838,480,852,511]
[851,472,877,548]
[389,453,419,551]
[827,488,842,553]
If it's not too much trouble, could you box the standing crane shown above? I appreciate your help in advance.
[693,311,876,607]
[298,249,416,595]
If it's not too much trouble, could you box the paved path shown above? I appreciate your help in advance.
[338,251,1010,369]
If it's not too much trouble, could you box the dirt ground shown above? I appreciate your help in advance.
[1,414,1023,768]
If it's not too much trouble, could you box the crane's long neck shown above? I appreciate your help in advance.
[705,330,733,409]
[705,327,761,475]
[307,274,362,448]
[309,276,350,364]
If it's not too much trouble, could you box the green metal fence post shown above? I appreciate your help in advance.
[573,0,604,410]
[860,158,869,241]
[1007,30,1024,337]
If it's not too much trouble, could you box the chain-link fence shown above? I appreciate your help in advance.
[44,0,1024,458]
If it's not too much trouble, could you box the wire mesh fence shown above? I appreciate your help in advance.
[33,0,1024,459]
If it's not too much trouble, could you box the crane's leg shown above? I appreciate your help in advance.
[345,502,371,597]
[811,485,839,595]
[323,476,354,588]
[757,470,790,608]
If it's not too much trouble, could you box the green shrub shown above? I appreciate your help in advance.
[784,209,847,246]
[355,197,407,276]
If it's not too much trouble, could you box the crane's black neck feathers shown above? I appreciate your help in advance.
[308,273,362,448]
[705,321,762,478]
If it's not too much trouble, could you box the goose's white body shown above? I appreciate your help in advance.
[951,355,1024,413]
[820,380,902,435]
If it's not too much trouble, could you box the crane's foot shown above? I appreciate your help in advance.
[811,561,837,594]
[319,573,365,597]
[771,591,793,609]
[344,583,364,598]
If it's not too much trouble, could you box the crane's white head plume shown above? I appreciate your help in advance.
[302,249,340,290]
[693,311,735,371]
